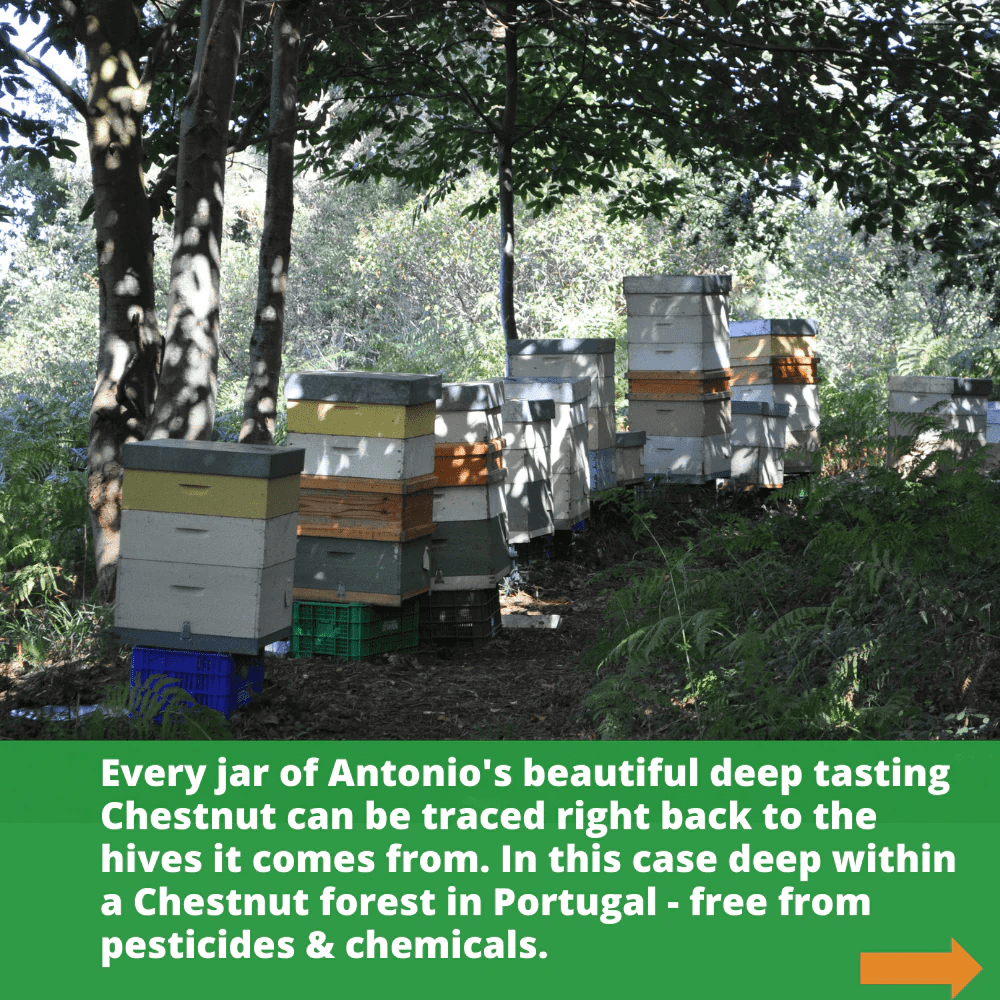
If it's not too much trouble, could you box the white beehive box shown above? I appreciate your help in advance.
[616,430,646,485]
[643,434,730,482]
[623,274,730,346]
[731,400,789,487]
[887,375,991,472]
[502,398,555,542]
[116,440,305,653]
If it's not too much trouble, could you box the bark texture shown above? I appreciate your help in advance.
[148,0,245,441]
[83,0,162,604]
[498,1,519,343]
[239,2,307,445]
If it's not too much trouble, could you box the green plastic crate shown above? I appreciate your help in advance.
[291,600,419,660]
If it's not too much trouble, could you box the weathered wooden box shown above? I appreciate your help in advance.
[432,481,507,522]
[285,370,440,438]
[286,431,435,480]
[627,396,730,438]
[435,381,504,444]
[627,341,729,372]
[626,368,733,398]
[294,534,433,605]
[731,400,790,487]
[624,274,730,345]
[615,430,646,485]
[506,478,555,542]
[296,473,437,541]
[428,515,512,589]
[886,376,991,473]
[116,440,305,653]
[503,377,590,475]
[434,439,506,486]
[643,433,731,482]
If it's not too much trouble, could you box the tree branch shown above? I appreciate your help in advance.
[7,42,88,118]
[140,0,201,91]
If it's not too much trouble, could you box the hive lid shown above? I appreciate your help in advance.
[616,430,646,448]
[622,274,732,296]
[285,370,442,405]
[503,375,591,404]
[122,439,305,478]
[730,318,818,338]
[732,400,791,418]
[502,398,556,423]
[887,375,992,397]
[506,337,616,356]
[436,381,503,412]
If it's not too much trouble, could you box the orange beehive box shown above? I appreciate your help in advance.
[626,368,733,397]
[296,472,436,541]
[434,439,505,486]
[772,357,819,384]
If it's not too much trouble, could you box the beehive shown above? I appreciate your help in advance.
[887,375,991,474]
[430,381,510,591]
[285,371,442,605]
[731,400,790,488]
[507,338,616,489]
[502,398,555,543]
[616,430,646,485]
[623,275,733,483]
[504,376,590,528]
[115,440,305,654]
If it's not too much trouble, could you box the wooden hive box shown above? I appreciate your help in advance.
[296,472,437,542]
[643,434,731,482]
[886,376,990,473]
[286,431,435,480]
[432,481,507,522]
[623,274,730,346]
[501,398,554,542]
[285,370,441,437]
[503,376,590,475]
[294,534,433,605]
[772,383,821,432]
[784,426,822,475]
[116,440,304,653]
[551,467,590,527]
[772,357,820,384]
[628,395,731,438]
[434,438,506,486]
[626,368,733,398]
[428,515,512,589]
[435,381,504,444]
[506,479,555,542]
[627,341,730,373]
[615,430,646,485]
[731,400,789,487]
[588,447,617,491]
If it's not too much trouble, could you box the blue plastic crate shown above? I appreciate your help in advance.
[129,647,263,720]
[588,447,616,491]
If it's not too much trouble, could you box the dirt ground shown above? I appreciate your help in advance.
[0,508,672,741]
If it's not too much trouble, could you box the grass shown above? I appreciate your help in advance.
[582,453,1000,740]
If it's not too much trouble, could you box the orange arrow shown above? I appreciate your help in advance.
[861,938,982,997]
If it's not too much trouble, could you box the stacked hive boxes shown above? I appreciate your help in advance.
[115,439,305,716]
[987,402,1000,471]
[506,339,616,490]
[286,372,440,628]
[623,274,732,483]
[729,319,821,474]
[429,382,511,588]
[887,376,991,474]
[730,401,790,488]
[422,382,509,647]
[616,431,646,485]
[502,397,556,543]
[504,376,590,528]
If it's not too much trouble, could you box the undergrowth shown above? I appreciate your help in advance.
[584,463,1000,740]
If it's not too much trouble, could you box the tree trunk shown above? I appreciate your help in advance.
[84,0,162,604]
[148,0,245,441]
[499,1,519,343]
[239,2,307,445]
